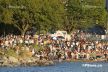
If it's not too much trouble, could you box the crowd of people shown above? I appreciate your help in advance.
[0,31,108,62]
[38,31,108,61]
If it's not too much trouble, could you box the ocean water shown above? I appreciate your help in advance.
[0,62,108,72]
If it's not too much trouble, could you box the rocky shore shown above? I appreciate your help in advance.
[0,55,108,67]
[0,56,54,67]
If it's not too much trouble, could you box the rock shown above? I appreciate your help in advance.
[0,55,54,67]
[8,56,19,63]
[49,61,54,65]
[27,52,33,57]
[44,61,54,66]
[3,56,8,60]
[36,59,54,66]
[0,56,20,67]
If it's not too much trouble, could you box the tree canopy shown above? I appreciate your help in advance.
[63,0,107,33]
[0,0,107,35]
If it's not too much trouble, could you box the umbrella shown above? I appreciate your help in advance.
[57,36,65,40]
[52,36,57,40]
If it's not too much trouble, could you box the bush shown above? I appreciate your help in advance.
[5,49,17,58]
[34,44,43,51]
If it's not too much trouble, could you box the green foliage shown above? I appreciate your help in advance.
[62,0,107,33]
[0,0,107,34]
[5,49,17,58]
[36,0,65,32]
[34,44,43,51]
[0,0,65,34]
[63,0,85,32]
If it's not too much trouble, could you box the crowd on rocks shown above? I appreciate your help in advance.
[0,31,108,62]
[0,34,35,48]
[36,31,108,61]
[0,34,35,54]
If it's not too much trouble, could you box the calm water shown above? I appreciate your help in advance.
[0,62,108,72]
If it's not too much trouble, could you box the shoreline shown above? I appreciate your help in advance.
[0,58,107,67]
[0,60,54,67]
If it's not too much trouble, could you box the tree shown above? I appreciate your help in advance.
[0,0,107,35]
[0,0,13,24]
[0,0,65,35]
[63,0,107,33]
[63,0,84,33]
[36,0,65,33]
[12,0,42,35]
[82,0,107,27]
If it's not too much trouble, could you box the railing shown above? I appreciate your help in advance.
[77,34,108,41]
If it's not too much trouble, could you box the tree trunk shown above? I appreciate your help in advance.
[14,23,30,35]
[21,30,26,36]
